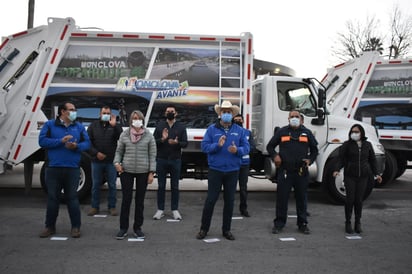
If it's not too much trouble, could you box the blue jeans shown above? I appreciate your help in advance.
[156,158,181,211]
[200,169,239,233]
[91,161,117,209]
[119,172,148,232]
[45,167,81,229]
[274,169,308,229]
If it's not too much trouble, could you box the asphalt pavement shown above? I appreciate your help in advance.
[0,167,411,274]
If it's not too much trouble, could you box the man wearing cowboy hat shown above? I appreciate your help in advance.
[196,100,250,241]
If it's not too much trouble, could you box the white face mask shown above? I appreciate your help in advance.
[101,114,110,122]
[289,117,300,127]
[132,119,143,128]
[350,133,361,141]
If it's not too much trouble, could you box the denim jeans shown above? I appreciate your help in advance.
[45,167,81,229]
[238,164,249,211]
[200,169,239,233]
[91,161,117,209]
[274,169,308,228]
[156,158,182,211]
[119,172,148,232]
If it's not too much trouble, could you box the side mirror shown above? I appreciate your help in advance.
[311,88,325,125]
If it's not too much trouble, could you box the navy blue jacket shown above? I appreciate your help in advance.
[266,125,318,172]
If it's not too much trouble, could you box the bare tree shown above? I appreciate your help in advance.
[332,16,382,62]
[332,3,412,62]
[388,4,412,59]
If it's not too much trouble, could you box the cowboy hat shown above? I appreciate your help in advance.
[214,100,240,116]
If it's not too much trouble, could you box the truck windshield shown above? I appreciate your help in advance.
[355,99,412,130]
[277,82,317,116]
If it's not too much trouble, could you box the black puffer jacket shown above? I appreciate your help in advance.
[87,121,123,163]
[336,140,378,178]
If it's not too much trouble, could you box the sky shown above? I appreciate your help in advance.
[1,0,411,79]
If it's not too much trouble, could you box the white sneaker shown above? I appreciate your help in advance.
[172,210,182,220]
[153,210,164,220]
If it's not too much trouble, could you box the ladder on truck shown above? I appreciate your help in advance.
[217,33,253,128]
[0,17,76,174]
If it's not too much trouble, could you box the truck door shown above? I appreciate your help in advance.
[274,80,327,146]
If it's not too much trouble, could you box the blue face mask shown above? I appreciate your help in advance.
[101,114,110,122]
[68,111,77,121]
[221,113,233,123]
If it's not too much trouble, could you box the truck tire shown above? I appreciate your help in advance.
[380,151,397,186]
[395,155,407,179]
[40,159,92,203]
[323,158,373,205]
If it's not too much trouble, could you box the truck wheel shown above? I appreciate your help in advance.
[323,158,345,204]
[395,157,407,179]
[40,160,92,203]
[323,158,373,204]
[380,151,397,186]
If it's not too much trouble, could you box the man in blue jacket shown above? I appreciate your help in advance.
[196,101,250,241]
[38,102,91,238]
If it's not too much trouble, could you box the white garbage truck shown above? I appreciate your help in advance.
[321,51,412,185]
[0,17,385,204]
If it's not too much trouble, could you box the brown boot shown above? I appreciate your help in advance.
[87,208,99,216]
[109,208,118,216]
[39,227,56,238]
[71,228,81,238]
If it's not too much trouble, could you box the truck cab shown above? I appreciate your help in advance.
[252,75,386,203]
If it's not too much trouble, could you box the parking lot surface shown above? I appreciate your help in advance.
[0,168,411,274]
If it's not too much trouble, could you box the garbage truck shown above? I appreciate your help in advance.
[321,51,412,185]
[0,17,385,204]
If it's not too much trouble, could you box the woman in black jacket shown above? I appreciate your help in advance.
[333,124,382,234]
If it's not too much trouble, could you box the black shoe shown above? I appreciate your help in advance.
[354,223,362,234]
[345,223,354,234]
[222,231,235,240]
[299,225,310,234]
[196,230,207,240]
[271,226,282,234]
[133,229,145,239]
[116,229,128,240]
[240,210,250,217]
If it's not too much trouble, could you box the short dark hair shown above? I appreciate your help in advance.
[165,104,177,112]
[57,102,73,118]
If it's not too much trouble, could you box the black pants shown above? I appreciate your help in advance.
[119,172,148,232]
[344,176,368,223]
[238,164,249,212]
[274,169,308,228]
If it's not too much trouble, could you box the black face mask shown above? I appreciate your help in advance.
[166,112,175,120]
[234,121,243,127]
